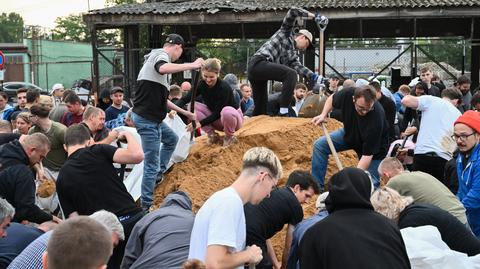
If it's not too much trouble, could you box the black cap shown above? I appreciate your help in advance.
[110,86,124,94]
[165,34,185,47]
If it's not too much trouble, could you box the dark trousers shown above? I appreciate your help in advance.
[413,154,448,183]
[108,210,145,269]
[248,56,298,116]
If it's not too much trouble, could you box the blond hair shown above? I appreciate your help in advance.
[370,187,413,220]
[378,157,404,177]
[242,147,282,179]
[202,58,221,74]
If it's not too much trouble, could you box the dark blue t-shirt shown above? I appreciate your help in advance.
[105,105,129,122]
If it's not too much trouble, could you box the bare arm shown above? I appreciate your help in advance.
[312,94,334,125]
[167,100,195,120]
[401,95,419,110]
[357,155,373,170]
[266,239,280,269]
[95,130,119,145]
[205,244,262,269]
[112,131,144,164]
[158,58,204,74]
[280,225,295,269]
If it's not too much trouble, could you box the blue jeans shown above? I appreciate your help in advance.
[132,112,178,208]
[311,128,381,189]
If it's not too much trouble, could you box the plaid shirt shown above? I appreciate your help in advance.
[7,231,51,269]
[254,7,314,79]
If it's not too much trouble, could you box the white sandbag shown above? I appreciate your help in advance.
[401,225,480,269]
[163,114,192,167]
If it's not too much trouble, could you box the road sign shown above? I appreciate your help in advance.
[0,50,4,70]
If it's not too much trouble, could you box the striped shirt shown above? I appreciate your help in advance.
[253,7,314,78]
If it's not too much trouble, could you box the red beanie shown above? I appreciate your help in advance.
[454,110,480,133]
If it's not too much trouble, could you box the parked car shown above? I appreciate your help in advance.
[0,82,48,103]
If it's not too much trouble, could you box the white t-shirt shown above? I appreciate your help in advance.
[415,96,461,160]
[188,187,246,269]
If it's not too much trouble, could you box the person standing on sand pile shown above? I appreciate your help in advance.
[130,33,203,211]
[247,7,319,117]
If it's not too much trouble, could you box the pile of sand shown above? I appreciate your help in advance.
[153,115,358,256]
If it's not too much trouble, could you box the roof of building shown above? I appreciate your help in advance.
[89,0,480,15]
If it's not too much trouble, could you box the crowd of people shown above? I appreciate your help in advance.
[0,6,480,269]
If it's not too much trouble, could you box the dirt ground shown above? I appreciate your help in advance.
[153,115,358,259]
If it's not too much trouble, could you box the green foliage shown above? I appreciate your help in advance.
[0,12,24,43]
[105,0,141,7]
[53,14,89,42]
[196,39,265,78]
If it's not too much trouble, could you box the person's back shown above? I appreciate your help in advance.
[7,230,51,269]
[0,223,44,268]
[122,191,195,269]
[299,168,410,269]
[399,203,480,256]
[387,171,467,224]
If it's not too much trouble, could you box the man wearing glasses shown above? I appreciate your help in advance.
[311,85,389,189]
[401,88,462,184]
[188,147,282,269]
[453,110,480,237]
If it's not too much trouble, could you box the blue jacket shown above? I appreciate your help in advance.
[457,143,480,237]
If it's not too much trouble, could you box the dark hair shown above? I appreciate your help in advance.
[286,170,320,194]
[471,91,480,107]
[0,92,7,100]
[294,83,307,91]
[368,81,381,92]
[415,81,428,92]
[30,104,51,118]
[441,88,463,104]
[457,75,471,86]
[65,124,91,147]
[62,89,75,101]
[353,85,376,103]
[16,88,27,95]
[64,92,81,105]
[26,89,40,103]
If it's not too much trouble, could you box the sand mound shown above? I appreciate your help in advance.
[153,115,358,257]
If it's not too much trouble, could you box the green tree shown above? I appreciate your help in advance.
[0,12,24,43]
[105,0,140,7]
[53,14,89,42]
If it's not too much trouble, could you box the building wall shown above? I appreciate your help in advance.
[24,39,116,91]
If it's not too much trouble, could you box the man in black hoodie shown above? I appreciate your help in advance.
[298,168,411,269]
[0,133,56,224]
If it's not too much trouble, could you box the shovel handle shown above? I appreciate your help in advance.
[322,122,344,170]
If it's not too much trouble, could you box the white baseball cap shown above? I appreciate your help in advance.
[52,83,64,91]
[298,29,313,47]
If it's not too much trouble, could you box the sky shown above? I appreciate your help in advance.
[1,0,107,29]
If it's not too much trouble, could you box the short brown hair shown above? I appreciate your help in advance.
[294,83,307,91]
[420,66,432,74]
[240,83,251,91]
[169,85,181,97]
[16,88,27,95]
[457,75,471,86]
[64,92,81,105]
[46,216,113,269]
[441,88,463,103]
[353,85,377,103]
[30,104,51,118]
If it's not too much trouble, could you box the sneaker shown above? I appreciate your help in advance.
[223,136,238,147]
[207,132,221,145]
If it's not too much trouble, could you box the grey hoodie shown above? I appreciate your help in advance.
[121,191,195,269]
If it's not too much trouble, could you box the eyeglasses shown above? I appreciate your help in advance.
[451,132,476,141]
[353,99,374,114]
[262,171,278,190]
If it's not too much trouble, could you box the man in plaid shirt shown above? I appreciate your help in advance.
[248,7,318,116]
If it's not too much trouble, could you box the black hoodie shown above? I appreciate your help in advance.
[299,168,411,269]
[0,140,52,223]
